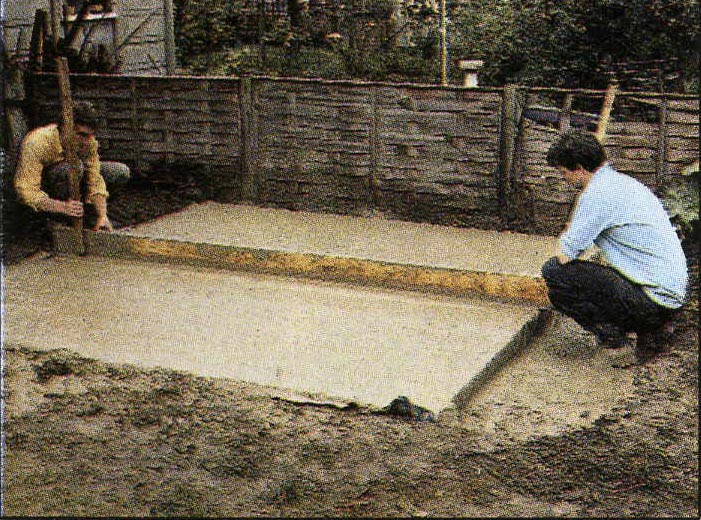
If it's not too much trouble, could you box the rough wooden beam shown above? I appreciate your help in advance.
[595,81,619,144]
[56,57,85,241]
[49,0,62,46]
[29,9,49,71]
[68,229,550,305]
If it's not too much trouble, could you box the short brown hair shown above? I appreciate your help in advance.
[73,101,102,131]
[546,130,607,172]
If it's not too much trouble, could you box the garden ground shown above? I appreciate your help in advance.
[3,188,698,517]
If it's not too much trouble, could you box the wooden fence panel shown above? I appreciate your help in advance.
[373,86,502,228]
[27,73,699,235]
[254,80,375,213]
[30,74,243,198]
[514,91,699,235]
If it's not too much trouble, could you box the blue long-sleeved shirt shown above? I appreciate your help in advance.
[560,163,688,308]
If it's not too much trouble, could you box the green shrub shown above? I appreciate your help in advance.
[662,164,700,241]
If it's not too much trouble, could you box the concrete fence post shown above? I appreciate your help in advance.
[655,96,669,189]
[497,84,523,226]
[129,79,144,176]
[163,0,176,75]
[239,76,259,201]
[368,89,380,210]
[559,93,574,132]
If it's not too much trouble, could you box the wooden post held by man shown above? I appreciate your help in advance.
[55,57,84,232]
[49,0,84,233]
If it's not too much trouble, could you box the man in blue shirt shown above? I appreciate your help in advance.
[541,130,688,365]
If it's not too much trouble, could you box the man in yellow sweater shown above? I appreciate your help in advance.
[14,101,130,231]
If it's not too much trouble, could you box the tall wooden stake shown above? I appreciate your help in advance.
[440,0,447,86]
[163,0,176,74]
[49,0,84,234]
[595,80,618,144]
[56,56,84,232]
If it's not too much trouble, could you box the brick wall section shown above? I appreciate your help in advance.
[29,73,698,235]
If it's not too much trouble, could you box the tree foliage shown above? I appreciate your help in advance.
[174,0,699,90]
[453,0,699,89]
[174,0,233,58]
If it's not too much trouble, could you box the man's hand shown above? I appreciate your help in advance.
[41,198,84,217]
[556,253,571,264]
[93,214,113,232]
[91,195,113,232]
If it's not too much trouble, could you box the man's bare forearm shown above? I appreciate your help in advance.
[37,197,84,217]
[90,194,113,231]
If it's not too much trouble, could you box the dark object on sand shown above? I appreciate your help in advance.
[381,396,435,422]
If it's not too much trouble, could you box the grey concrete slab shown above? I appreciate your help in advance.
[118,202,557,278]
[5,255,542,412]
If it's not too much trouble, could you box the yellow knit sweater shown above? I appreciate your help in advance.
[14,124,108,211]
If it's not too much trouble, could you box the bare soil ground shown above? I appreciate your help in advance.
[3,308,698,517]
[3,190,698,517]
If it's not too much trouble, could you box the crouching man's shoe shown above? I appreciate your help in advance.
[611,322,675,368]
[633,334,662,364]
[592,323,629,350]
[633,322,675,364]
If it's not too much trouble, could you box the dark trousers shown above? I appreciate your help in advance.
[541,257,676,340]
[41,160,130,227]
[42,160,130,200]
